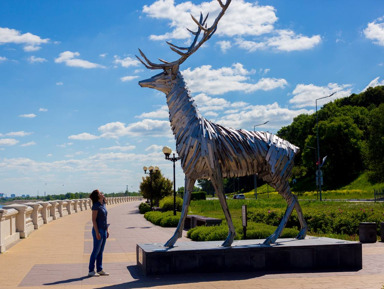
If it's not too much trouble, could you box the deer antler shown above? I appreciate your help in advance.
[137,0,231,70]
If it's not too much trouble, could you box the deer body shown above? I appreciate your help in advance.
[138,0,307,247]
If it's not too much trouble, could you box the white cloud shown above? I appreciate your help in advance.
[0,27,49,51]
[236,30,321,52]
[114,55,140,68]
[68,132,100,140]
[142,0,320,53]
[137,105,169,119]
[57,142,73,148]
[100,53,107,58]
[289,83,352,108]
[56,82,63,86]
[20,141,36,147]
[266,30,321,51]
[194,93,230,112]
[217,40,232,53]
[19,113,37,118]
[55,51,105,69]
[39,108,48,112]
[143,0,277,41]
[120,75,139,82]
[28,55,47,63]
[0,138,19,146]
[99,120,172,138]
[182,63,287,95]
[362,77,384,91]
[217,102,312,131]
[0,56,7,62]
[101,145,136,152]
[364,17,384,46]
[69,119,172,141]
[145,144,163,152]
[5,131,32,137]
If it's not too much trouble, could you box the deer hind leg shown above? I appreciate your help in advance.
[263,181,296,245]
[164,176,196,248]
[210,170,236,247]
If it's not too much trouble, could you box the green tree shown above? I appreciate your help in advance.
[139,170,172,207]
[303,116,364,188]
[366,103,384,182]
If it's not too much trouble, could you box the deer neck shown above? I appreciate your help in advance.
[166,73,202,148]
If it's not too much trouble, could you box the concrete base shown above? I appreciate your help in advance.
[137,237,362,275]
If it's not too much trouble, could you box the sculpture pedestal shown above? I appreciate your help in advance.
[136,237,362,275]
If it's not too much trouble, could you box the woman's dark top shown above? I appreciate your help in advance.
[92,201,108,230]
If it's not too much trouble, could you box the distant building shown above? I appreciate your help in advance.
[0,193,4,198]
[11,194,16,198]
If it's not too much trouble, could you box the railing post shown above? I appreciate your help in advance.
[25,203,44,229]
[0,209,20,253]
[38,202,53,224]
[3,204,34,238]
[49,201,60,220]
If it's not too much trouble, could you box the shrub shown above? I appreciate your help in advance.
[186,221,298,242]
[159,195,183,212]
[139,202,151,214]
[187,224,230,241]
[144,211,181,227]
[191,191,207,200]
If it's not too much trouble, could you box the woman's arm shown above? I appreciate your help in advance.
[92,210,101,240]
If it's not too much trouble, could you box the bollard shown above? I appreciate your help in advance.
[359,222,377,243]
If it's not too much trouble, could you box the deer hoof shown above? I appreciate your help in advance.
[263,234,277,245]
[296,228,307,240]
[164,234,178,248]
[221,232,235,247]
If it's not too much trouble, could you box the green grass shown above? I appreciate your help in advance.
[187,198,384,241]
[341,172,384,192]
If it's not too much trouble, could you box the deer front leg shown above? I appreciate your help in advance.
[164,176,196,248]
[263,197,295,245]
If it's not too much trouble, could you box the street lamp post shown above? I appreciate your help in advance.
[143,165,159,207]
[315,92,335,201]
[162,146,181,216]
[253,121,269,199]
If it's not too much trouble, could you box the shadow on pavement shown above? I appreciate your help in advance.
[96,265,266,289]
[96,265,362,289]
[44,276,91,285]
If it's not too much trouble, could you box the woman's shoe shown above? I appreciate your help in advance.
[97,270,110,276]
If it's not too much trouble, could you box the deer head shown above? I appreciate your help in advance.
[138,0,231,92]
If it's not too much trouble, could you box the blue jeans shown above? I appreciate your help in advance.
[88,228,107,272]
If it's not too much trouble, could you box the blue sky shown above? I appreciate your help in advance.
[0,0,383,196]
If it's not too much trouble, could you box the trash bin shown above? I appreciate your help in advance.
[359,222,377,243]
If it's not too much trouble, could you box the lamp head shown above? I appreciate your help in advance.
[148,166,154,172]
[143,166,147,173]
[162,146,172,158]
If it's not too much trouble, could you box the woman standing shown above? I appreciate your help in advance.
[88,189,109,277]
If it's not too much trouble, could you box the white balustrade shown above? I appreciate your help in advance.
[0,196,139,252]
[0,209,20,253]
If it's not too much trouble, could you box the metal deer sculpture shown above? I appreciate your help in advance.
[137,0,307,247]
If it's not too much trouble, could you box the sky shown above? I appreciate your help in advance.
[0,0,383,196]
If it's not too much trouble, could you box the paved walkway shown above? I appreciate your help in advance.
[0,201,384,289]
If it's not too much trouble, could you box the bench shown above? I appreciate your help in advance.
[184,215,222,229]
